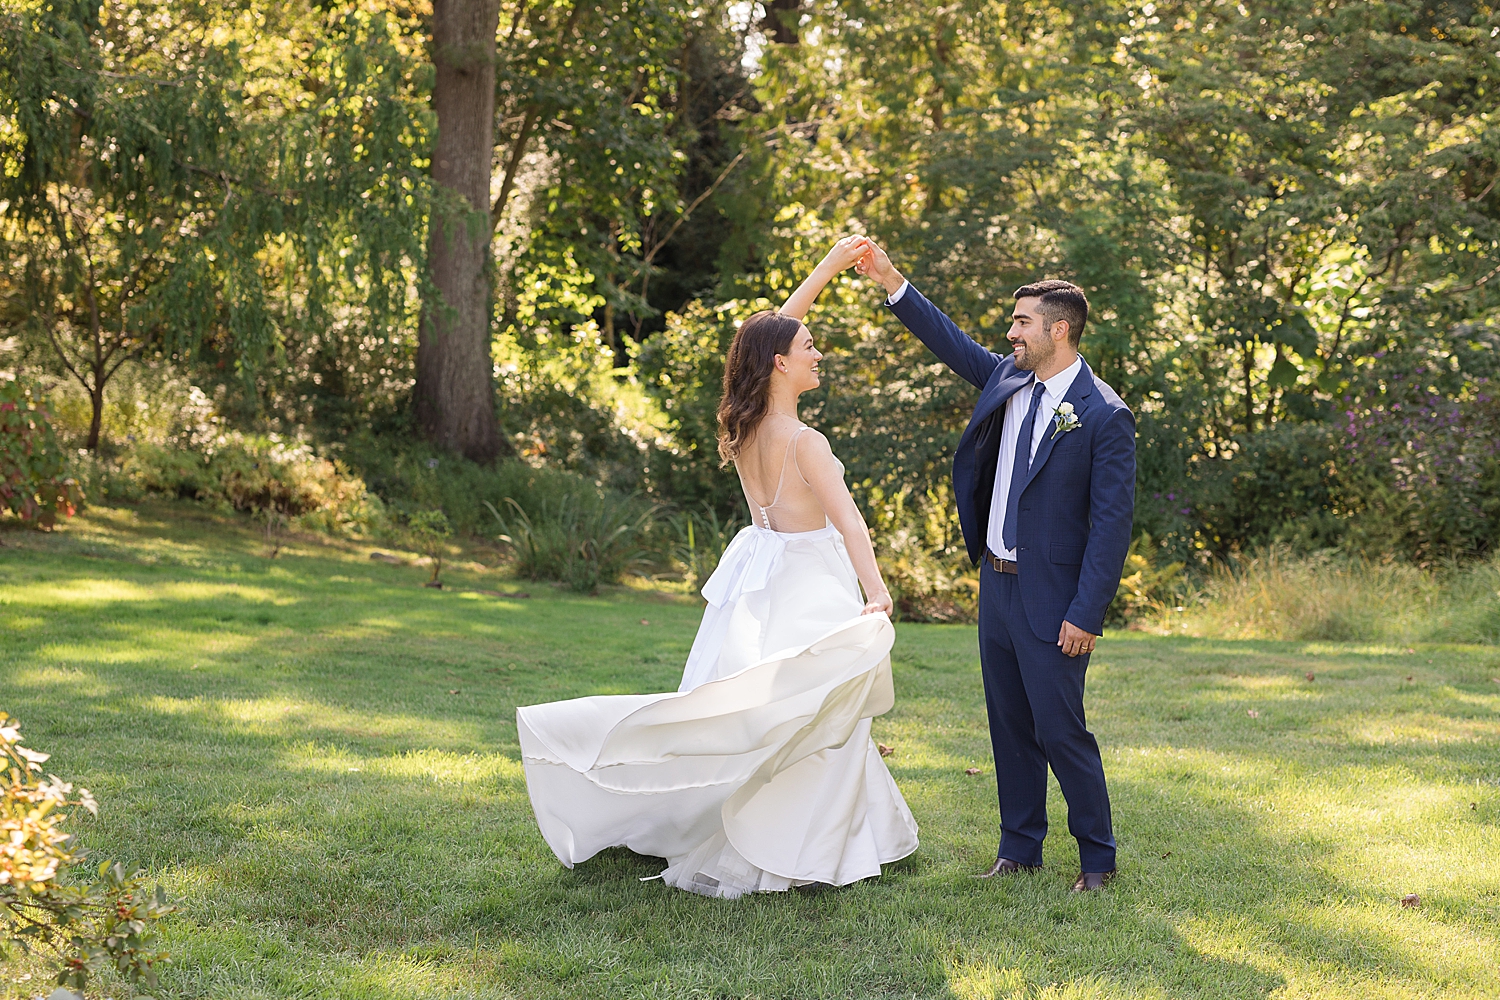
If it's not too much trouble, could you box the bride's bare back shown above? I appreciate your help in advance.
[735,414,847,534]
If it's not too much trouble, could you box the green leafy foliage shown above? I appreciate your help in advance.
[665,503,745,594]
[0,382,81,528]
[0,713,174,995]
[406,509,452,587]
[487,493,653,593]
[120,434,382,536]
[1109,533,1187,628]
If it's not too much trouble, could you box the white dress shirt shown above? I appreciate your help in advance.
[886,280,1083,559]
[987,355,1082,560]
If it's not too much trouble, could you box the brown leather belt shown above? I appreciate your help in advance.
[983,549,1019,575]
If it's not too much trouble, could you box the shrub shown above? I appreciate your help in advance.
[122,433,383,537]
[878,521,978,624]
[488,493,653,593]
[1108,533,1187,627]
[665,505,746,594]
[342,436,604,537]
[407,509,452,587]
[1,713,174,995]
[0,381,83,528]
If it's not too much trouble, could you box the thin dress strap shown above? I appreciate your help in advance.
[737,425,808,530]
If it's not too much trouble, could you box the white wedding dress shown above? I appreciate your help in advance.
[517,427,918,898]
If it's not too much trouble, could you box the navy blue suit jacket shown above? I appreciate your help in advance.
[889,284,1136,640]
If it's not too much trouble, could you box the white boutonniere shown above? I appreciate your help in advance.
[1050,401,1081,440]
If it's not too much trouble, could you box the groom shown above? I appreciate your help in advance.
[858,243,1134,891]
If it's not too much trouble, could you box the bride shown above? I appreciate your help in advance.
[517,236,918,898]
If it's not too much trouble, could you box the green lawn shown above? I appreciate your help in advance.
[2,503,1498,1000]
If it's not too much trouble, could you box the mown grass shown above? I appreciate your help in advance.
[1,503,1498,1000]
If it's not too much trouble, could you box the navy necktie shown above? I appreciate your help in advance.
[1001,380,1047,552]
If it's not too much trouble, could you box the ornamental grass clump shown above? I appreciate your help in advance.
[487,493,653,593]
[1,713,174,996]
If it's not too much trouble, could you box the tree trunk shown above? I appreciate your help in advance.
[416,0,505,463]
[86,379,104,452]
[763,0,800,45]
[1242,340,1256,434]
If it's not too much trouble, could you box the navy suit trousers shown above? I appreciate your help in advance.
[979,562,1116,872]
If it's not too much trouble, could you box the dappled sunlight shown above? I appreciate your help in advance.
[41,625,258,663]
[1336,712,1499,746]
[1297,643,1416,658]
[135,695,493,750]
[944,959,1028,1000]
[5,577,291,607]
[8,664,115,697]
[291,745,527,788]
[1177,901,1500,997]
[5,503,1498,998]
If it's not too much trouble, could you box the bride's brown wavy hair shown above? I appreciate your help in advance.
[716,310,804,465]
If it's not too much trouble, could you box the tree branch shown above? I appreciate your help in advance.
[638,147,746,269]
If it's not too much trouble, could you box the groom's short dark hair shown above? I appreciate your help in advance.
[1014,279,1088,346]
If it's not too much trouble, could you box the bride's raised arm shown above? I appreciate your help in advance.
[794,429,894,617]
[778,235,873,320]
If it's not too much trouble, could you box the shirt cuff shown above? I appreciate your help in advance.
[884,279,910,306]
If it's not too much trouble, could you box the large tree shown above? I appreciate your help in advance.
[415,0,505,462]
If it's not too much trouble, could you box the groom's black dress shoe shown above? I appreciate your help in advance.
[977,857,1041,879]
[1071,870,1117,892]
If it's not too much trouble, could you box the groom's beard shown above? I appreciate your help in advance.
[1013,336,1055,373]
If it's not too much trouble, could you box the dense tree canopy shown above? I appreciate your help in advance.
[2,0,1498,568]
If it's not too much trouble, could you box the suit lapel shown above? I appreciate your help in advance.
[1019,358,1094,494]
[977,363,1033,424]
[956,360,1031,457]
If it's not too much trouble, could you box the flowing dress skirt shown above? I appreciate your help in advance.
[517,524,919,898]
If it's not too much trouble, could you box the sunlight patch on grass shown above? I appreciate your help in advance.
[152,698,492,749]
[289,747,528,787]
[945,958,1026,1000]
[8,664,114,697]
[20,577,290,606]
[1176,901,1500,999]
[1340,712,1499,745]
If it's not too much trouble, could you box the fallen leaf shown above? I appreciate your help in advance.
[1401,893,1420,908]
[1405,675,1413,682]
[1472,802,1479,811]
[1160,852,1172,859]
[448,689,459,695]
[1492,678,1500,685]
[1305,672,1315,682]
[1404,647,1416,654]
[640,619,650,626]
[964,767,981,776]
[877,743,895,757]
[1247,709,1260,718]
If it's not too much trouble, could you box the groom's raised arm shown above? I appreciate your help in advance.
[887,284,1002,390]
[858,242,1001,389]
